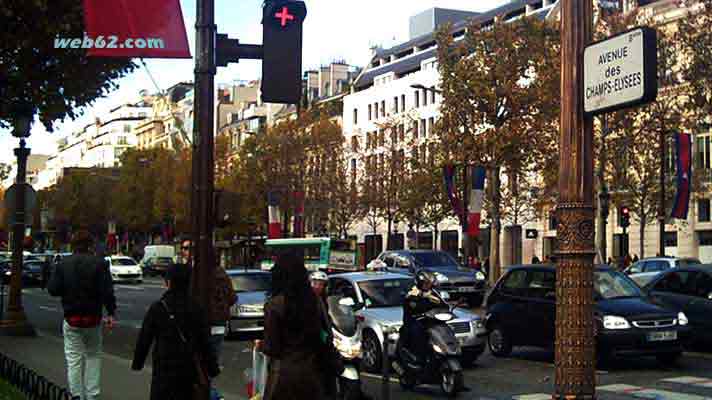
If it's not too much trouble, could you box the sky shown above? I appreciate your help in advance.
[0,0,510,164]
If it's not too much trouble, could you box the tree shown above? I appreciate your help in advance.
[679,0,712,122]
[435,15,560,282]
[51,170,113,232]
[0,1,136,131]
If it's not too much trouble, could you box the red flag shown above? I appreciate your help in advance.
[83,0,191,58]
[671,133,692,219]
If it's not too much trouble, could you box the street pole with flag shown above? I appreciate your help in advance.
[268,192,282,239]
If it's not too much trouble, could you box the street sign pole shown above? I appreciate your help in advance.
[555,1,596,400]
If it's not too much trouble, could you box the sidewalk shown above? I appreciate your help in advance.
[0,330,244,400]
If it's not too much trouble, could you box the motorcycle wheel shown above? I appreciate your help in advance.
[441,369,463,398]
[398,372,416,391]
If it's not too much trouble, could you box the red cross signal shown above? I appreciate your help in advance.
[275,6,295,27]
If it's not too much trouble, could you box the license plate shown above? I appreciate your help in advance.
[648,331,677,342]
[458,287,476,293]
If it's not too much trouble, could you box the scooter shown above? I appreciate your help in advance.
[392,290,464,397]
[327,296,364,400]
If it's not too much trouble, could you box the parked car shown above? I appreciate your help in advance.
[141,257,174,277]
[21,261,45,286]
[106,256,143,283]
[376,250,488,306]
[328,271,487,372]
[625,257,701,287]
[0,260,11,284]
[485,264,691,364]
[227,269,271,336]
[643,265,712,347]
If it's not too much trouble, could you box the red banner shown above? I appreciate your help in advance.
[83,0,191,58]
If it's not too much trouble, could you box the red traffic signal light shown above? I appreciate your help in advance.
[621,207,630,215]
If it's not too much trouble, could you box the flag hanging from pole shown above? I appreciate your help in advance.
[268,191,282,239]
[443,165,464,225]
[671,133,692,220]
[293,191,305,237]
[468,167,486,237]
[83,0,191,58]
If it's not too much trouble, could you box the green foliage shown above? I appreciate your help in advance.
[0,1,136,132]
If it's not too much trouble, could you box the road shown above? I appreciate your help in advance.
[14,279,712,400]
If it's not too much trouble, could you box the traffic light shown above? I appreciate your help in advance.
[261,0,307,104]
[620,206,631,229]
[214,190,242,228]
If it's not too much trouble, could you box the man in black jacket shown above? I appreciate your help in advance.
[48,230,116,400]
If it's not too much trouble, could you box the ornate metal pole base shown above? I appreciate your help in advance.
[555,204,596,400]
[556,0,596,399]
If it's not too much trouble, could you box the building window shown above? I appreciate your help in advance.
[421,144,427,164]
[413,120,418,139]
[422,89,428,106]
[381,100,385,117]
[378,130,385,147]
[664,231,678,247]
[351,159,357,173]
[430,90,436,104]
[353,108,358,125]
[700,198,711,222]
[699,231,712,246]
[549,211,558,231]
[374,103,379,119]
[393,97,399,113]
[420,118,426,137]
[117,136,128,145]
[398,124,405,142]
[428,117,435,136]
[401,94,406,111]
[351,136,359,152]
[368,104,372,121]
[415,91,420,108]
[696,134,711,170]
[123,124,131,133]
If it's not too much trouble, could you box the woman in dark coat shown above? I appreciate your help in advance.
[132,264,219,400]
[260,253,326,400]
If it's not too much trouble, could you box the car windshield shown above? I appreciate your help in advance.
[357,278,413,308]
[411,252,460,269]
[231,274,271,292]
[154,258,173,265]
[113,258,137,266]
[595,270,642,299]
[24,263,42,270]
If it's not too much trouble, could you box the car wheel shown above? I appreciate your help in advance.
[656,352,682,365]
[362,330,383,373]
[488,324,512,357]
[441,368,463,397]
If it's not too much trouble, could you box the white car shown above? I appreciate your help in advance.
[625,257,701,287]
[105,256,143,283]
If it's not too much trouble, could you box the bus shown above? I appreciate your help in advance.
[260,237,360,273]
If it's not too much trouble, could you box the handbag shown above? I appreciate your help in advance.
[160,300,210,396]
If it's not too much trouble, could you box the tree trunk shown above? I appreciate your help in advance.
[433,225,439,251]
[386,215,393,250]
[639,214,646,259]
[489,167,502,286]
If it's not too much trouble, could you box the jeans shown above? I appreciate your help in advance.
[208,326,226,400]
[62,321,103,400]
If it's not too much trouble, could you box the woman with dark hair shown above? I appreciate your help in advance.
[132,264,219,400]
[259,252,327,400]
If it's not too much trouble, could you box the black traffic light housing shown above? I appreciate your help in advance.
[619,206,631,229]
[261,0,307,104]
[214,190,243,228]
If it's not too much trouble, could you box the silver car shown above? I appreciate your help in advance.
[327,271,487,372]
[625,257,701,287]
[227,269,271,336]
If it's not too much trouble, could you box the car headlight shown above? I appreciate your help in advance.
[434,272,449,283]
[677,312,689,326]
[603,315,631,330]
[379,323,401,334]
[475,271,485,281]
[432,344,445,354]
[471,319,484,330]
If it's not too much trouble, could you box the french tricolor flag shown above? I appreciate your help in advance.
[268,191,282,239]
[467,167,486,237]
[671,133,692,220]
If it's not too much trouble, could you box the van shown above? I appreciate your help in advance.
[140,245,176,267]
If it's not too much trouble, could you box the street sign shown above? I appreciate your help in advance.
[526,229,538,239]
[4,183,36,225]
[584,27,657,115]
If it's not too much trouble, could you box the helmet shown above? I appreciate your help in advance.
[309,271,328,282]
[415,270,436,290]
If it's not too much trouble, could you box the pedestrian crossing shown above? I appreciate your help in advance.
[514,376,712,400]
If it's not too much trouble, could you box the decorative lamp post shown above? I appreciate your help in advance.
[0,106,37,336]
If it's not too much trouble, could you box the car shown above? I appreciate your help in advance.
[52,253,73,266]
[141,257,174,277]
[227,269,271,336]
[376,250,488,306]
[0,260,11,284]
[625,257,701,287]
[328,271,487,372]
[21,261,46,286]
[643,265,712,347]
[105,256,143,283]
[485,264,692,364]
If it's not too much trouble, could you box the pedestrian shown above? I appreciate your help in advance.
[607,257,613,265]
[471,256,482,270]
[309,271,339,400]
[181,239,236,400]
[132,264,220,400]
[47,230,116,400]
[257,252,332,400]
[623,254,632,270]
[632,254,639,263]
[531,256,541,264]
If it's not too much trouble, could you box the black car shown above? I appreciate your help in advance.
[377,250,488,306]
[22,261,47,286]
[142,257,173,277]
[485,265,691,364]
[0,260,11,284]
[643,265,712,347]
